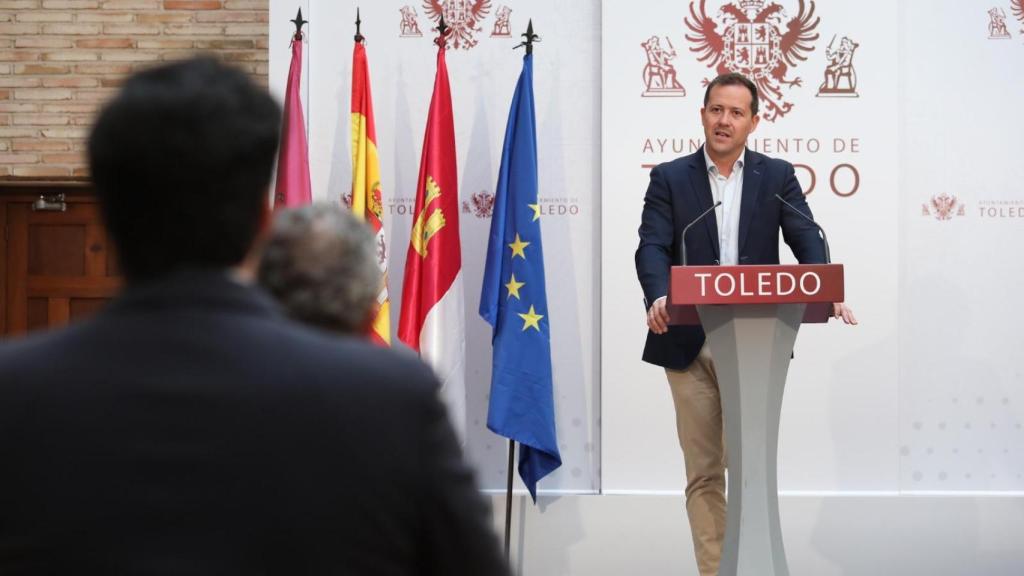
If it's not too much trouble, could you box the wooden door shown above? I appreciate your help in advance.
[3,193,121,337]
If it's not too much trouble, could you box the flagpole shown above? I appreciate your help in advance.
[504,439,515,560]
[354,7,363,43]
[500,20,542,564]
[435,12,449,47]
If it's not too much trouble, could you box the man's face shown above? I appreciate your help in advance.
[701,84,760,162]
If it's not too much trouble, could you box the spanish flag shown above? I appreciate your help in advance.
[350,39,390,345]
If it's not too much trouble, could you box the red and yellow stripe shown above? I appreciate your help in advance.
[351,42,390,345]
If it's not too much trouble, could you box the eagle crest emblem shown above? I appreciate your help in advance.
[922,193,965,221]
[462,190,495,218]
[685,0,820,122]
[1013,0,1024,34]
[423,0,492,50]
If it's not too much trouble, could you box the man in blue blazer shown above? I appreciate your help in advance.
[635,73,856,576]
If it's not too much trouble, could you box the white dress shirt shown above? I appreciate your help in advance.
[703,147,745,266]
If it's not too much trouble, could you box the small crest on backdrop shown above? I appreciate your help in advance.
[399,5,424,37]
[816,35,859,97]
[462,190,496,219]
[922,193,966,221]
[492,5,512,37]
[641,36,687,97]
[987,7,1011,39]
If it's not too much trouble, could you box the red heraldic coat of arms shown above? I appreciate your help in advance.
[686,0,820,122]
[423,0,492,50]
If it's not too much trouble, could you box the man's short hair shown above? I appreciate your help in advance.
[88,56,281,281]
[703,72,759,116]
[257,204,382,335]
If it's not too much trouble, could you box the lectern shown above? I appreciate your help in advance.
[668,264,844,576]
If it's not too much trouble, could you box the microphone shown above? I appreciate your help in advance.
[680,201,722,266]
[775,193,831,264]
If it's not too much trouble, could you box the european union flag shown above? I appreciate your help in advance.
[480,53,561,501]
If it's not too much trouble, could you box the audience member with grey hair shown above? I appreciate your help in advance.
[258,203,382,336]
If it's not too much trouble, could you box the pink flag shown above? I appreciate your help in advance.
[274,32,312,208]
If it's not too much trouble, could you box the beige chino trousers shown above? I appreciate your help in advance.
[665,343,727,576]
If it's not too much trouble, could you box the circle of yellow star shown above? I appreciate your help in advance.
[508,233,530,259]
[518,305,543,332]
[528,203,542,222]
[505,274,525,300]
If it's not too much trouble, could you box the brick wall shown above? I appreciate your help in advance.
[0,0,269,180]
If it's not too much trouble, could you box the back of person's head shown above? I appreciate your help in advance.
[88,56,281,282]
[257,204,382,335]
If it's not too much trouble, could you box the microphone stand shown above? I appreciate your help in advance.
[680,201,722,266]
[775,193,831,264]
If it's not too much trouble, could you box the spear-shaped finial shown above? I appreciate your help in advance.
[514,19,540,54]
[434,13,450,47]
[354,7,364,43]
[290,7,308,40]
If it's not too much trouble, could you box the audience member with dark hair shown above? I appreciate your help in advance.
[258,204,381,336]
[0,56,508,576]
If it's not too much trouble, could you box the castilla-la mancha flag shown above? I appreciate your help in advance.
[274,30,312,208]
[398,37,466,439]
[350,39,390,345]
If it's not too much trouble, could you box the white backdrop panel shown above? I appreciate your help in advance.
[601,0,900,492]
[269,0,601,493]
[270,0,1024,498]
[897,0,1024,492]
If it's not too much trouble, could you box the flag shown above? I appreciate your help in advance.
[480,53,561,501]
[274,31,312,208]
[398,37,466,438]
[350,40,391,345]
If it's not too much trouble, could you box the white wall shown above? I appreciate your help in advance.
[896,0,1024,492]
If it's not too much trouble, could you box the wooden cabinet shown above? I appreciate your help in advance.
[1,183,122,338]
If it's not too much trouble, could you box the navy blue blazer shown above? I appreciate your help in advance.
[0,270,508,575]
[635,147,827,370]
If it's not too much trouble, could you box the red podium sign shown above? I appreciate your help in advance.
[668,264,844,325]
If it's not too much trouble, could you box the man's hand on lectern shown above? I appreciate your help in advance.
[648,296,670,334]
[833,302,858,325]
